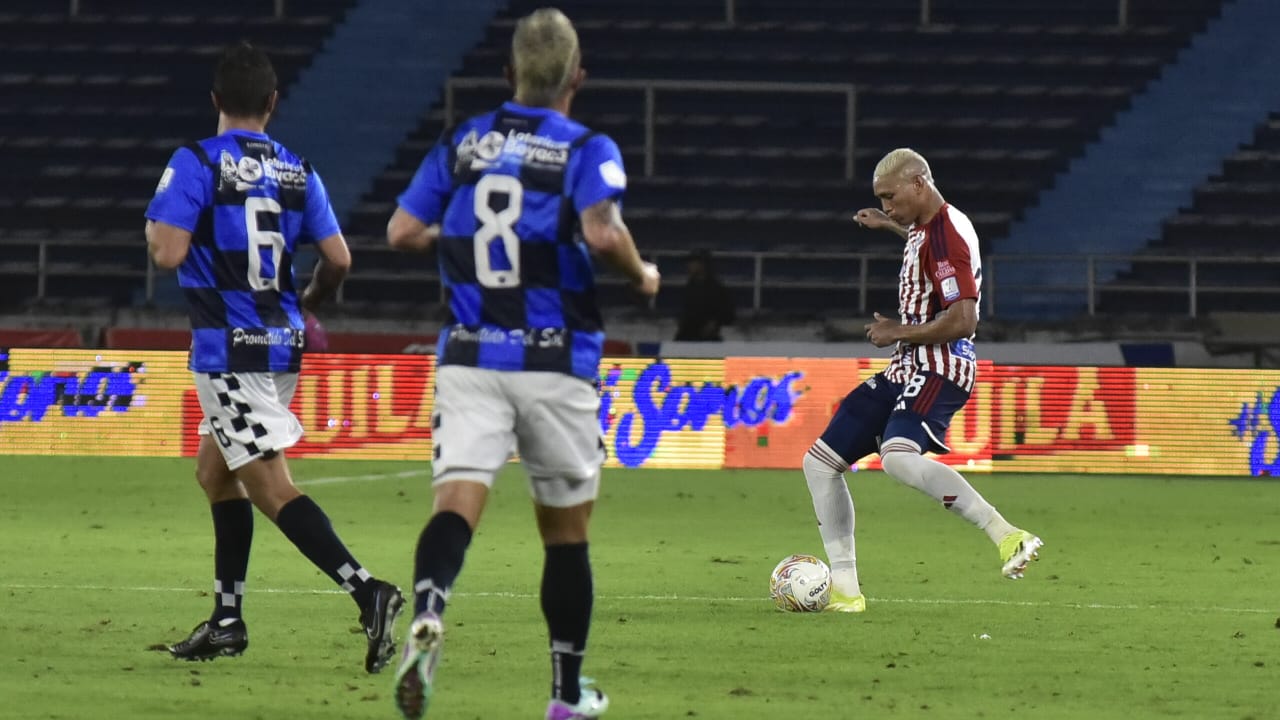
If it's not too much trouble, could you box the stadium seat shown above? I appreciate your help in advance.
[0,2,355,310]
[343,0,1225,314]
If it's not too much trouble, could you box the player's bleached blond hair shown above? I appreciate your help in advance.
[511,8,580,106]
[873,148,934,185]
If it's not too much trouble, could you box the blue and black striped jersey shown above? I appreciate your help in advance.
[145,130,341,373]
[397,101,627,381]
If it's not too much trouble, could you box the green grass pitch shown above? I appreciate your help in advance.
[2,456,1278,719]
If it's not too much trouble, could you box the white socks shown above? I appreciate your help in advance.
[879,448,1015,544]
[803,441,861,596]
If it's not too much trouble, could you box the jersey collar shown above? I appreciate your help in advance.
[501,100,563,118]
[222,129,270,140]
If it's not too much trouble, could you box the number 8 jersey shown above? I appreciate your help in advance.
[146,130,341,373]
[397,101,628,381]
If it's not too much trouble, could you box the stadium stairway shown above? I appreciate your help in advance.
[996,0,1280,318]
[270,0,506,223]
[1096,111,1280,315]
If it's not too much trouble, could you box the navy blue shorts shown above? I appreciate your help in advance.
[818,371,971,465]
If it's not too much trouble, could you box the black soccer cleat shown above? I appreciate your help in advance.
[167,619,248,661]
[360,580,405,674]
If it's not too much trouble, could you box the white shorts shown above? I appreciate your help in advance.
[432,365,605,508]
[194,371,303,471]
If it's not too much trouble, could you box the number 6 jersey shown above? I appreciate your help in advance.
[396,101,627,381]
[145,130,340,373]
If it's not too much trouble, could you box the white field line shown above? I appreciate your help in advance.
[0,583,1270,616]
[294,468,429,487]
[15,471,1271,617]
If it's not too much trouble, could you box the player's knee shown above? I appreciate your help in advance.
[195,464,224,491]
[535,501,591,545]
[880,448,925,487]
[804,439,848,477]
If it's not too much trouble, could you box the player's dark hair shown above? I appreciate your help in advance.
[213,42,277,117]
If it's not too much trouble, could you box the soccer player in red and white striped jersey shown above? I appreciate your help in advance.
[879,187,981,392]
[801,149,1043,613]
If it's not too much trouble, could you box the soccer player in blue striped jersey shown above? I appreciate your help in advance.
[384,9,659,720]
[145,42,403,673]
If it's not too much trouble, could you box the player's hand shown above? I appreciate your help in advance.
[853,208,895,229]
[635,261,661,297]
[303,310,329,352]
[864,311,900,348]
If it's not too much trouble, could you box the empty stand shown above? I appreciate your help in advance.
[344,0,1225,316]
[1099,111,1280,315]
[0,2,354,308]
[0,0,1237,319]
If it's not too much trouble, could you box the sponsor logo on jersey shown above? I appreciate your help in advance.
[934,260,955,279]
[598,159,626,189]
[446,324,567,349]
[231,327,305,348]
[949,338,976,361]
[237,156,263,184]
[219,151,240,188]
[218,151,306,192]
[220,151,264,192]
[458,129,571,171]
[941,276,960,301]
[155,167,175,194]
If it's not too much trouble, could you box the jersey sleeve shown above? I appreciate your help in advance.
[396,131,453,225]
[569,134,626,213]
[929,221,979,308]
[301,167,342,243]
[144,147,208,232]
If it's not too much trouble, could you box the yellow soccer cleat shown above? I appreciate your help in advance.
[824,589,867,613]
[999,530,1044,579]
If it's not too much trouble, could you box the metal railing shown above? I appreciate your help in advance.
[663,251,1280,317]
[981,253,1280,319]
[2,238,1273,318]
[444,77,858,181]
[68,0,290,17]
[58,1,1138,30]
[722,0,1135,28]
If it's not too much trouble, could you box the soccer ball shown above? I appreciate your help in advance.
[769,554,831,612]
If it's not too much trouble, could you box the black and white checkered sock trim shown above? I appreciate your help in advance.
[208,372,270,458]
[550,639,585,656]
[336,562,372,594]
[214,579,245,610]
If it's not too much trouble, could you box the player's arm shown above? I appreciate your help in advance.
[864,300,977,348]
[854,208,909,240]
[146,220,192,270]
[387,208,441,252]
[390,134,451,253]
[144,146,205,269]
[300,233,351,313]
[580,199,659,296]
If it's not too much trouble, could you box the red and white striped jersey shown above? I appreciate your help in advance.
[883,203,981,391]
